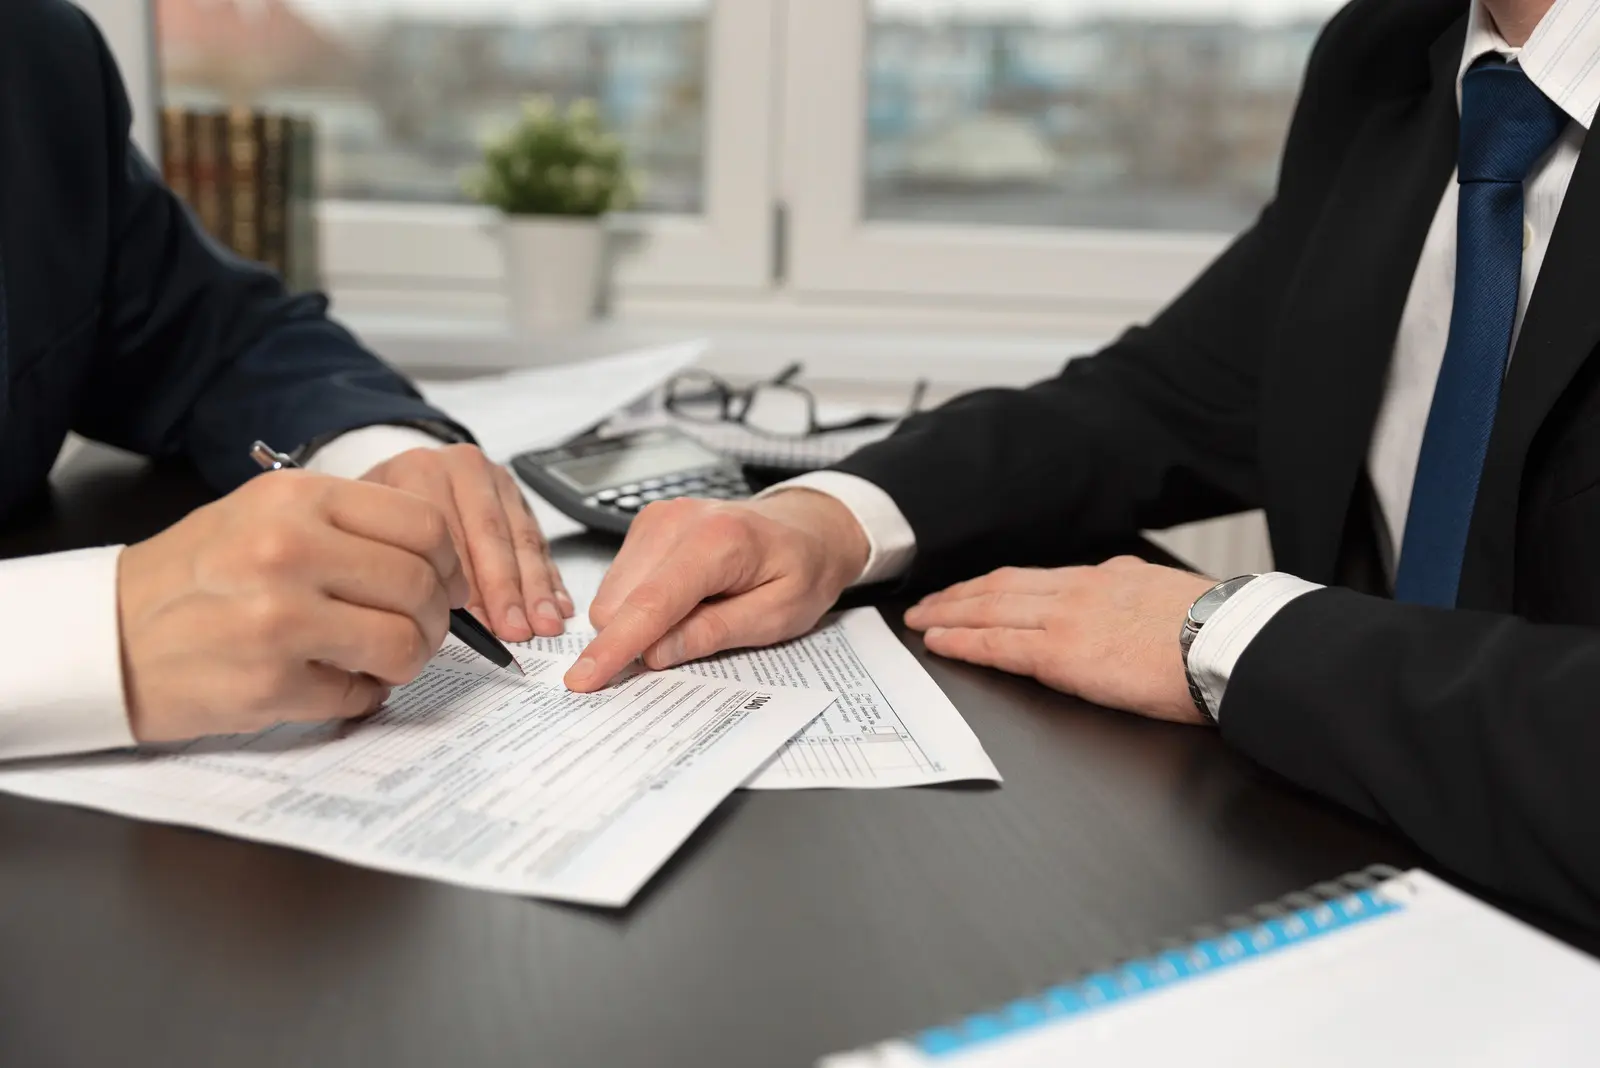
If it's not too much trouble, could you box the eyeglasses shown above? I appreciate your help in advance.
[663,363,928,439]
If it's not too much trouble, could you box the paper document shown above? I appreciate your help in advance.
[528,608,1000,791]
[0,645,828,906]
[419,341,706,464]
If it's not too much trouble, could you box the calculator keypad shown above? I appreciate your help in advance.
[583,467,752,518]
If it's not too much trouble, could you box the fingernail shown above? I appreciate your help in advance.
[657,634,685,668]
[506,605,530,634]
[368,688,392,713]
[569,657,597,686]
[924,627,947,640]
[536,600,561,622]
[555,591,575,617]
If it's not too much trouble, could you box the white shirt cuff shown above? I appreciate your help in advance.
[303,426,447,479]
[757,472,917,586]
[0,547,137,760]
[1188,572,1322,722]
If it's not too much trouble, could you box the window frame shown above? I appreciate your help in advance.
[779,0,1233,320]
[139,0,779,315]
[121,0,1311,328]
[80,0,161,159]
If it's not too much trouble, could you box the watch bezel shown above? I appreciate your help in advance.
[1187,574,1259,627]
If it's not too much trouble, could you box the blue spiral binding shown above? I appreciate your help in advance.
[913,866,1408,1059]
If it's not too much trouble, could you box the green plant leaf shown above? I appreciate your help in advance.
[465,96,636,217]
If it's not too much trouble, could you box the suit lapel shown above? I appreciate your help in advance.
[1458,121,1600,610]
[1264,20,1463,585]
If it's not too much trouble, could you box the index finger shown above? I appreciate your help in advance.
[566,551,738,691]
[320,479,465,596]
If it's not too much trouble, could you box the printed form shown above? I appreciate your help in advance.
[526,607,1001,791]
[0,646,829,907]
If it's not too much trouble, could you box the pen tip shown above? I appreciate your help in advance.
[509,659,526,677]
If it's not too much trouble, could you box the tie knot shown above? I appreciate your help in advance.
[1459,59,1568,184]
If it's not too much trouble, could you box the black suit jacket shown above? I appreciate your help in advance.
[838,0,1600,929]
[0,0,459,520]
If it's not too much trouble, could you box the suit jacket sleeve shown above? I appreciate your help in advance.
[1222,588,1600,930]
[68,15,464,492]
[831,3,1397,585]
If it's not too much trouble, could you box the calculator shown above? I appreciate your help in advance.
[510,427,753,535]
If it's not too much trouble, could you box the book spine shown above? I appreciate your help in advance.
[285,117,321,293]
[191,110,224,239]
[161,106,193,207]
[228,107,261,263]
[258,114,290,277]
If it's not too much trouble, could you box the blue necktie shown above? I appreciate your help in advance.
[1394,59,1567,608]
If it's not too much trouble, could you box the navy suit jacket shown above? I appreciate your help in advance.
[0,0,460,520]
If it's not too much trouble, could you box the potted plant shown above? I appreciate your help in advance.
[468,97,636,333]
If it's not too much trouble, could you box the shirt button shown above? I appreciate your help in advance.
[1525,219,1534,250]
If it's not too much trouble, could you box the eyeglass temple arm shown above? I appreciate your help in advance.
[907,379,929,414]
[770,362,805,387]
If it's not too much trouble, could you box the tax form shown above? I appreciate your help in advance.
[0,646,829,907]
[525,608,1001,791]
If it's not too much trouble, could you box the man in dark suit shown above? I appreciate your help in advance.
[0,0,572,759]
[571,0,1600,929]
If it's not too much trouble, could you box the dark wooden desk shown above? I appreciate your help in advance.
[0,449,1427,1068]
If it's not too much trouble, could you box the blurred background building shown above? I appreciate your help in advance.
[158,0,1322,232]
[158,0,707,211]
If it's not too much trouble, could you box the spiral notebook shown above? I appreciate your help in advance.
[666,419,898,472]
[822,868,1600,1067]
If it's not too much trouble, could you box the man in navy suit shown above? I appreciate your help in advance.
[569,0,1600,930]
[0,0,572,758]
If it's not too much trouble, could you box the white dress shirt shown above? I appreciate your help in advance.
[774,0,1600,720]
[0,425,442,761]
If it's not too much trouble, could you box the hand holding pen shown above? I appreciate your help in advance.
[116,449,486,745]
[250,442,525,677]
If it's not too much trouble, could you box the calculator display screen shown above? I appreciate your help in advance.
[548,439,724,493]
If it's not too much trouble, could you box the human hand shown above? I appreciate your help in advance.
[360,444,571,640]
[117,471,470,744]
[564,490,871,691]
[903,557,1217,725]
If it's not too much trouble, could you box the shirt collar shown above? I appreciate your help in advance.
[1460,0,1600,130]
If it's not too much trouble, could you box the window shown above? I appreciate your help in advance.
[864,2,1327,233]
[152,0,778,312]
[784,0,1344,323]
[156,0,711,214]
[132,0,1345,324]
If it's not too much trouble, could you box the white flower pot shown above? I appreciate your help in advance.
[497,215,606,333]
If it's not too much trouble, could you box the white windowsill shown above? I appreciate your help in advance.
[344,310,1111,390]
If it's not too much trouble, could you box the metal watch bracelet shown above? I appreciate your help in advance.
[1178,574,1260,724]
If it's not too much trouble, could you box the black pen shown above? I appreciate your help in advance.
[250,441,525,677]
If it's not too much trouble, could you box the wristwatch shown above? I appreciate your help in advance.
[1177,574,1259,724]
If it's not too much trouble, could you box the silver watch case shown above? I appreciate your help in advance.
[1178,574,1259,722]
